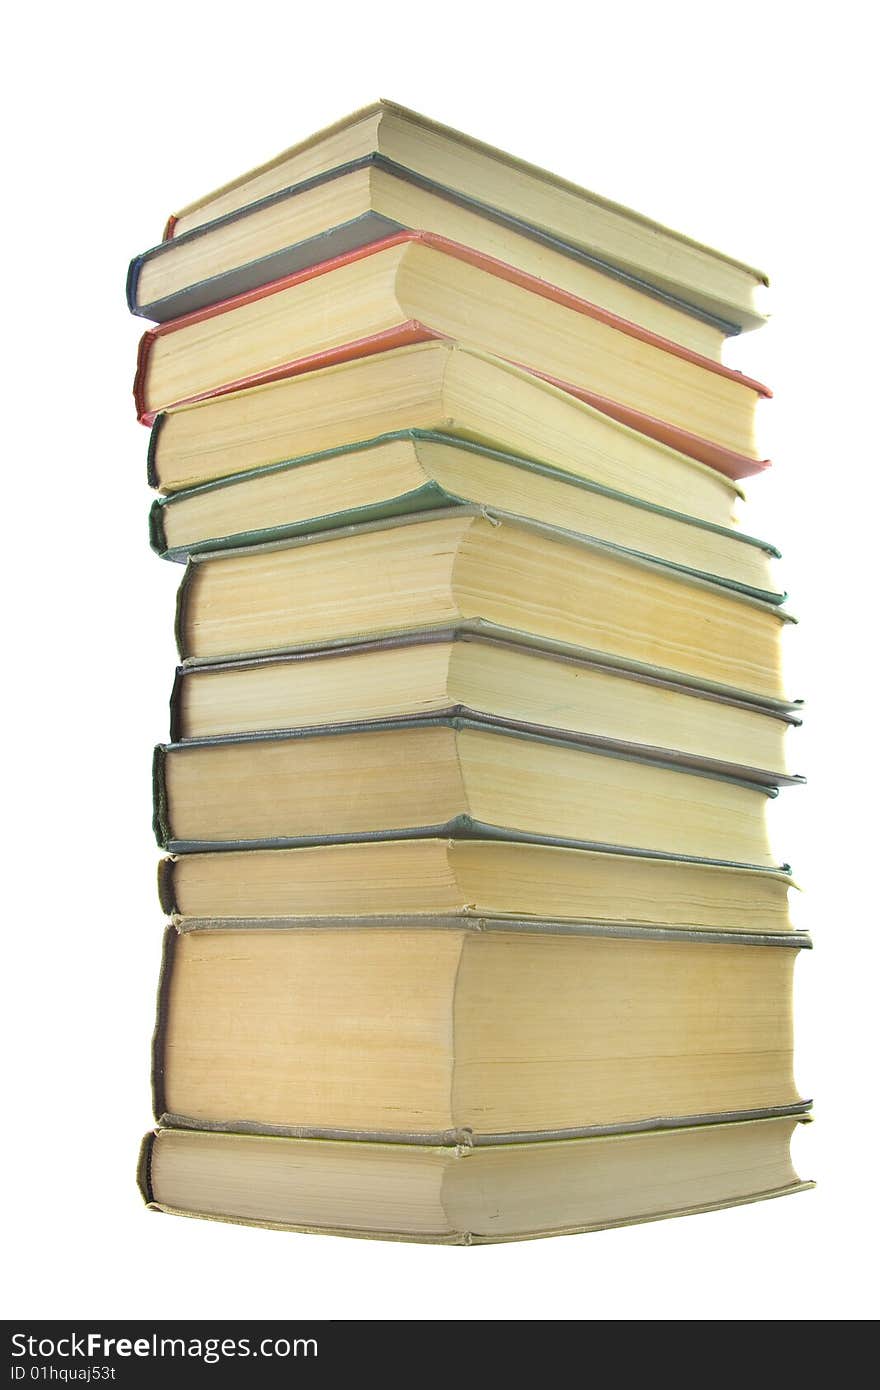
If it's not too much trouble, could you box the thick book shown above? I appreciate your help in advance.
[148,342,754,509]
[159,837,798,935]
[152,716,785,864]
[156,99,768,334]
[174,511,795,705]
[151,428,783,603]
[151,920,809,1143]
[133,233,770,482]
[157,834,795,934]
[129,156,733,359]
[140,1118,811,1244]
[170,632,801,784]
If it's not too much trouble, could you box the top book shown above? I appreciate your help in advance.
[134,99,767,338]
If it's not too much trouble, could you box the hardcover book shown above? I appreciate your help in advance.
[152,716,785,863]
[152,921,809,1142]
[159,837,798,935]
[140,1117,811,1245]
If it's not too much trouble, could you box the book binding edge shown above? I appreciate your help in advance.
[153,1100,813,1146]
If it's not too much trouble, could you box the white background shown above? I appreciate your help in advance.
[4,0,877,1321]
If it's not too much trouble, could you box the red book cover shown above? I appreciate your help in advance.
[134,230,771,481]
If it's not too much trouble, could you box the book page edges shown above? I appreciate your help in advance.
[143,1181,813,1244]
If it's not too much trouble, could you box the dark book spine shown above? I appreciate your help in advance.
[125,253,145,316]
[136,1130,156,1205]
[168,668,185,743]
[157,857,178,916]
[146,412,166,489]
[152,744,171,848]
[148,499,168,556]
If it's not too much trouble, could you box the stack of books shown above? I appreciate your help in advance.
[130,101,812,1244]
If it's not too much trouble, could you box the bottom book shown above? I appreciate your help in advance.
[139,1117,812,1245]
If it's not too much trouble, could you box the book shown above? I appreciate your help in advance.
[158,100,768,333]
[174,512,794,703]
[151,922,808,1141]
[149,340,757,503]
[129,157,732,359]
[134,234,770,481]
[140,1117,810,1244]
[153,717,783,864]
[140,1118,811,1244]
[159,837,798,935]
[170,633,801,783]
[142,1116,810,1244]
[151,429,782,603]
